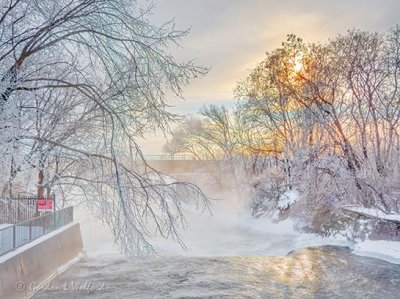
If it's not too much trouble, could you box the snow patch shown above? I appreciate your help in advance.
[277,189,299,210]
[344,206,400,222]
[353,240,400,264]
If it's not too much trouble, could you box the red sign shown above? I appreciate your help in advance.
[37,199,54,212]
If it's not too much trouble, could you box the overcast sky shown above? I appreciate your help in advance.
[139,0,400,154]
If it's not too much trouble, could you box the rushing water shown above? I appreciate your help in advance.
[32,194,400,298]
[33,246,400,298]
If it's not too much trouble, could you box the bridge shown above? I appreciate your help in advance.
[143,154,217,161]
[141,155,226,187]
[142,154,218,175]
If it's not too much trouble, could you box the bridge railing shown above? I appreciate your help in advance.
[0,206,73,257]
[144,154,215,161]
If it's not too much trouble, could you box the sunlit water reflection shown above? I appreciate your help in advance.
[33,246,400,298]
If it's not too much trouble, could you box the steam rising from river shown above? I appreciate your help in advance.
[75,180,350,257]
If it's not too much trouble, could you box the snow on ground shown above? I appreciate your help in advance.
[353,240,400,264]
[335,206,400,264]
[234,212,400,264]
[344,206,400,222]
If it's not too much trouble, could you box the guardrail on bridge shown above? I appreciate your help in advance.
[143,154,211,160]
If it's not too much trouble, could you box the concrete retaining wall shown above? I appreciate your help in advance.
[0,222,83,299]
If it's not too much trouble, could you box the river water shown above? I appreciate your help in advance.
[32,194,400,298]
[33,246,400,299]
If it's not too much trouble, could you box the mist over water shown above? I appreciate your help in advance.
[74,184,350,258]
[33,184,400,299]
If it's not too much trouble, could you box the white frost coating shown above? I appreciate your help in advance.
[344,206,400,222]
[277,190,299,210]
[0,0,209,256]
[353,240,400,264]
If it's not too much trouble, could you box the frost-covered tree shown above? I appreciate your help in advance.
[0,0,209,254]
[236,29,400,233]
[164,104,245,160]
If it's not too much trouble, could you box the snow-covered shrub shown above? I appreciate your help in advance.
[277,190,299,210]
[249,165,292,218]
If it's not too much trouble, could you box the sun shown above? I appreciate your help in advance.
[293,55,303,73]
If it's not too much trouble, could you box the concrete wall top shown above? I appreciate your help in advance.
[0,222,83,299]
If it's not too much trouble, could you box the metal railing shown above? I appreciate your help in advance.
[144,154,217,161]
[0,197,36,224]
[0,206,73,257]
[0,196,56,224]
